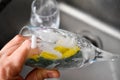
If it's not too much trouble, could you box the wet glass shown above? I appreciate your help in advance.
[20,26,120,69]
[30,0,60,28]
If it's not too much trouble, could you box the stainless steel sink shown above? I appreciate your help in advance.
[0,0,120,80]
[59,3,120,80]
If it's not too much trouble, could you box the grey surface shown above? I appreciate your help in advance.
[64,0,120,29]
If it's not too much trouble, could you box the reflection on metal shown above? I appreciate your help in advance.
[59,3,120,40]
[64,0,120,28]
[109,62,118,80]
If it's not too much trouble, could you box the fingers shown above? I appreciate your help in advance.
[0,35,31,80]
[1,43,21,56]
[10,39,31,68]
[25,68,60,80]
[1,35,27,53]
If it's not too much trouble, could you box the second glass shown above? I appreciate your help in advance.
[30,0,60,28]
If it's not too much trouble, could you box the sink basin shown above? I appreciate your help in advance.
[0,0,120,80]
[59,3,120,80]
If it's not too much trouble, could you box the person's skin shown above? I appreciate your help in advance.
[0,35,60,80]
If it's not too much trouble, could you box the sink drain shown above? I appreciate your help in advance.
[79,31,103,49]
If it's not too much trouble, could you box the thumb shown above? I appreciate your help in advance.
[25,68,60,80]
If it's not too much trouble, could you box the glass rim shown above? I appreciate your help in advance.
[31,0,59,18]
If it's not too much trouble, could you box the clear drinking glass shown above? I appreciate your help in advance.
[30,0,60,28]
[20,26,120,69]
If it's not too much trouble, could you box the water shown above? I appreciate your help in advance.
[30,0,60,28]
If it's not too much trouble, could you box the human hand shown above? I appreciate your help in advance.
[0,35,60,80]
